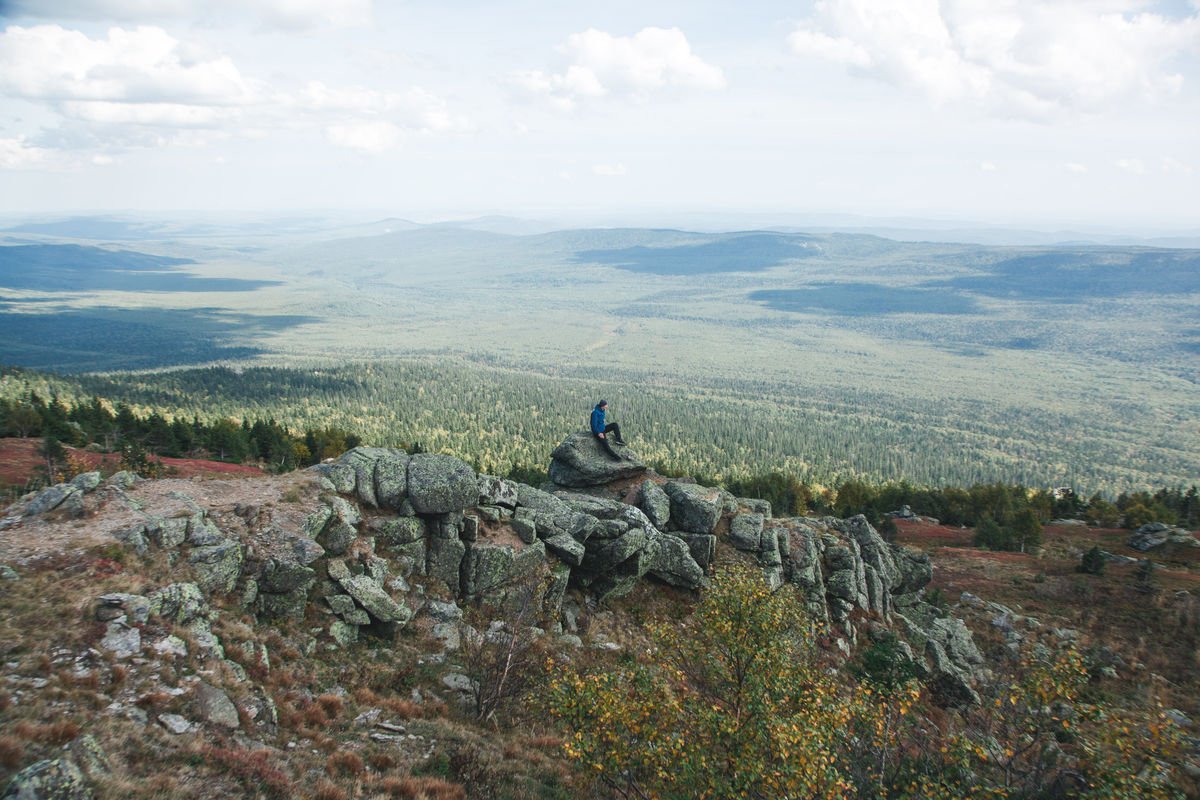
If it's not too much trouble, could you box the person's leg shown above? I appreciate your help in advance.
[605,423,625,445]
[593,432,620,459]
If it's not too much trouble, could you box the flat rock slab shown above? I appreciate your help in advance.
[547,431,646,488]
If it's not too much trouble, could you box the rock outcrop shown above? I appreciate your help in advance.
[547,431,646,487]
[26,436,989,714]
[1128,522,1199,552]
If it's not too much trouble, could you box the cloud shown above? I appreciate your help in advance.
[0,25,261,107]
[788,0,1200,119]
[593,162,627,176]
[1162,156,1193,173]
[0,135,55,168]
[297,81,456,134]
[1063,162,1088,173]
[3,0,373,32]
[0,23,460,162]
[515,26,726,110]
[1116,157,1146,173]
[978,161,997,172]
[325,120,401,154]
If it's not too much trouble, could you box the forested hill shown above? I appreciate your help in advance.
[2,360,1197,512]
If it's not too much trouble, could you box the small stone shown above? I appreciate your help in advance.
[158,713,196,735]
[100,621,141,659]
[192,682,240,729]
[441,673,475,693]
[153,636,189,658]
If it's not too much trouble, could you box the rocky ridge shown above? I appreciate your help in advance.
[1,431,992,797]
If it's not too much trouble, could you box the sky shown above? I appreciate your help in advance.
[0,0,1198,228]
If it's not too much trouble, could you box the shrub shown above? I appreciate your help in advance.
[541,564,865,798]
[1077,546,1106,575]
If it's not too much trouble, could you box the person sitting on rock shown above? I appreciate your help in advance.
[590,399,626,459]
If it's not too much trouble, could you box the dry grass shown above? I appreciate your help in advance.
[12,720,80,746]
[0,736,23,769]
[378,776,466,800]
[326,749,364,778]
[312,780,350,800]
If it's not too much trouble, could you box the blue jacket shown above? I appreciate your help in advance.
[590,404,605,435]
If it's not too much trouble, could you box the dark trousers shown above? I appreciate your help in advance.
[594,423,622,459]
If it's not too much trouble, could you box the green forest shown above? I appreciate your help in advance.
[3,362,1195,545]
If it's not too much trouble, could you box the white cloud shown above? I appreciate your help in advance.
[91,153,115,165]
[249,0,372,32]
[788,0,1200,119]
[0,23,461,159]
[1063,162,1088,173]
[0,136,55,169]
[0,25,261,106]
[325,120,401,153]
[297,82,456,133]
[979,161,997,171]
[5,0,373,32]
[593,162,627,176]
[1116,157,1147,173]
[1161,156,1193,173]
[515,27,726,110]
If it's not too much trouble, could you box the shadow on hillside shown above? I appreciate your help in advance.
[0,306,314,373]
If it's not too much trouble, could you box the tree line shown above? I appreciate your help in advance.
[3,384,1195,551]
[0,390,364,478]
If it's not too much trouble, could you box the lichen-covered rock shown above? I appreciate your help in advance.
[889,544,932,596]
[846,515,900,591]
[329,620,359,646]
[687,534,716,570]
[24,483,79,517]
[547,431,646,488]
[192,682,239,729]
[333,447,390,507]
[478,475,519,509]
[0,757,90,800]
[373,450,410,510]
[663,482,723,534]
[729,512,764,551]
[738,497,772,516]
[517,484,572,516]
[69,472,102,493]
[147,583,207,624]
[408,453,478,514]
[290,536,325,566]
[258,559,317,594]
[188,542,242,594]
[1128,522,1200,552]
[302,505,332,538]
[186,515,225,546]
[544,533,585,565]
[99,620,141,659]
[584,526,649,573]
[370,516,424,547]
[105,470,141,489]
[639,480,671,529]
[647,532,705,588]
[97,593,150,625]
[336,575,412,624]
[511,512,537,544]
[825,570,858,601]
[426,535,467,593]
[462,543,515,598]
[148,516,189,548]
[317,518,356,556]
[110,523,149,554]
[257,589,308,620]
